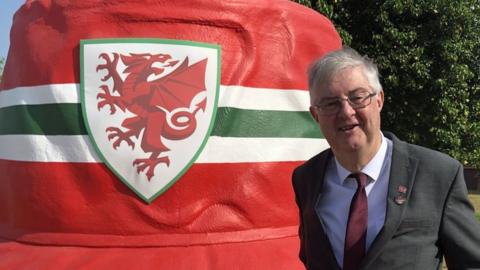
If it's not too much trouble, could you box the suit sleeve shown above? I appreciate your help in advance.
[292,168,307,265]
[440,163,480,269]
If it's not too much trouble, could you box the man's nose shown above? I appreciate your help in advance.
[338,99,356,116]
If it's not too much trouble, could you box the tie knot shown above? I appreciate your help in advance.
[351,173,368,188]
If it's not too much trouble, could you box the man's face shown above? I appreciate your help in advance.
[309,65,384,155]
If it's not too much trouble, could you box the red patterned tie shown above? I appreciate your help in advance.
[343,173,368,270]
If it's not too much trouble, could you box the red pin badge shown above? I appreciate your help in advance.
[398,185,407,194]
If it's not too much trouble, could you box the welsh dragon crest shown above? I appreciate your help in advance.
[95,52,208,180]
[81,39,220,202]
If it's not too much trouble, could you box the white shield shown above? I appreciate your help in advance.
[80,39,220,203]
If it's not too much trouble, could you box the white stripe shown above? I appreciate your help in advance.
[0,84,310,111]
[218,85,310,111]
[0,84,80,108]
[0,135,100,163]
[197,136,329,163]
[0,135,328,163]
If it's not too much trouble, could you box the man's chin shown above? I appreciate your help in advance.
[331,139,363,154]
[342,143,362,153]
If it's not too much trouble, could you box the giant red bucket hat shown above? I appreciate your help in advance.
[0,0,340,268]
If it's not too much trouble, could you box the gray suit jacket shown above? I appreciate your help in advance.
[292,132,480,270]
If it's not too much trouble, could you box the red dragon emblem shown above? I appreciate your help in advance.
[95,52,208,180]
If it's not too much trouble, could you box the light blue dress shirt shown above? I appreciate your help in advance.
[316,133,393,268]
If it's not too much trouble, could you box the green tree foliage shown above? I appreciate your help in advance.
[294,0,480,168]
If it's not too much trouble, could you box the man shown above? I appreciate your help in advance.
[292,46,480,270]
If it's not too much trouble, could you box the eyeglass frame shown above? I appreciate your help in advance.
[312,90,378,116]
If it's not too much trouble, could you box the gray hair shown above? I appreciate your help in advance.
[307,46,382,104]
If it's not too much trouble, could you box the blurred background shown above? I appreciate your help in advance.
[1,0,24,59]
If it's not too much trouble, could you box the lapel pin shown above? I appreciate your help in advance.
[397,185,407,194]
[394,195,407,205]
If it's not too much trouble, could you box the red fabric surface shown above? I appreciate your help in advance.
[0,160,302,239]
[1,0,340,90]
[0,0,341,268]
[0,236,303,269]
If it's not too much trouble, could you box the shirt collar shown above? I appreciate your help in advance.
[334,132,389,184]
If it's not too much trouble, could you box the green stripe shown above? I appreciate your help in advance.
[0,104,87,135]
[212,107,322,138]
[0,104,323,138]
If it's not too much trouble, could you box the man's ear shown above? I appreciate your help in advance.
[377,90,384,111]
[309,106,319,123]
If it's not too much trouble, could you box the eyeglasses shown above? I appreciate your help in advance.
[313,90,377,116]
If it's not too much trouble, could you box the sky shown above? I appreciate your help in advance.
[1,0,25,60]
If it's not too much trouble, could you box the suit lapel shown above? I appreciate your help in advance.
[361,133,419,269]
